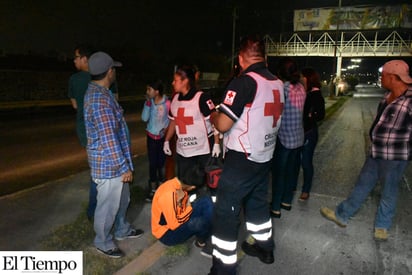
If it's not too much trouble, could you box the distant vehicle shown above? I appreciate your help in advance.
[353,83,386,98]
[355,83,379,90]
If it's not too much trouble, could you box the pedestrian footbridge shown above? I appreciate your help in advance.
[264,30,412,58]
[264,30,412,94]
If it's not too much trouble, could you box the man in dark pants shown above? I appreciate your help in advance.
[209,35,284,274]
[68,44,96,220]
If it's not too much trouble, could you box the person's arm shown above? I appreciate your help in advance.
[211,75,254,133]
[70,98,77,109]
[68,77,77,109]
[211,121,222,157]
[163,119,176,155]
[312,92,325,121]
[159,190,192,231]
[141,99,151,122]
[210,110,235,133]
[164,95,176,141]
[94,99,131,176]
[200,96,222,142]
[162,98,171,133]
[213,129,220,144]
[121,170,133,183]
[164,119,176,143]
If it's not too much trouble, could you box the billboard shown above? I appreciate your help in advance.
[294,4,412,31]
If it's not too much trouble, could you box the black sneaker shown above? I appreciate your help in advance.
[194,239,206,248]
[115,228,144,241]
[280,203,292,211]
[241,241,274,264]
[96,247,124,258]
[145,190,156,202]
[200,244,213,259]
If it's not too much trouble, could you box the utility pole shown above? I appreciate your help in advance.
[231,6,237,71]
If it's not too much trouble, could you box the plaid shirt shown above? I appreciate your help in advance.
[84,82,133,179]
[370,86,412,160]
[278,81,306,149]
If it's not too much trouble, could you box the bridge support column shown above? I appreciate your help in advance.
[335,56,342,96]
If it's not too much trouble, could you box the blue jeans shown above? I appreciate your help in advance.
[160,196,213,246]
[87,179,97,220]
[93,176,133,251]
[300,128,318,193]
[335,156,408,229]
[271,141,301,210]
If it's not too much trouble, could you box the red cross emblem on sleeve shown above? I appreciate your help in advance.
[175,107,194,134]
[264,89,283,127]
[224,90,236,105]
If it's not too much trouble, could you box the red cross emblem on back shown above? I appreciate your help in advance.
[264,89,283,127]
[175,107,194,134]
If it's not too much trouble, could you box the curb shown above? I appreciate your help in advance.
[114,241,166,275]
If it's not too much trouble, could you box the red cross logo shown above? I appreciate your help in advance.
[264,89,283,127]
[224,90,236,105]
[175,107,194,134]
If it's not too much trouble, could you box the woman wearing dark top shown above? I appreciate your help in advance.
[298,67,325,201]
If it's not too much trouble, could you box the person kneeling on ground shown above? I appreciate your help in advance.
[151,166,214,257]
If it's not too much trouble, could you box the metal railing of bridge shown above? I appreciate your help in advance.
[265,30,412,57]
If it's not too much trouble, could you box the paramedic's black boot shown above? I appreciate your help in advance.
[241,241,274,264]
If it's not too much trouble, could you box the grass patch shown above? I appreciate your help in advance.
[41,210,94,251]
[164,243,190,257]
[323,96,350,122]
[326,96,349,117]
[41,184,145,275]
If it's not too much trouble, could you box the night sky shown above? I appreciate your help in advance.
[0,0,409,75]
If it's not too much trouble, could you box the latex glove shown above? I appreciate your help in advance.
[212,143,221,157]
[163,141,172,156]
[214,127,223,139]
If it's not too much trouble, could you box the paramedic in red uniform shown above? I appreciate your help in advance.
[209,35,284,274]
[163,65,220,179]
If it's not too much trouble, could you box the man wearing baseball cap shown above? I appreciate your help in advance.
[84,51,144,258]
[320,59,412,241]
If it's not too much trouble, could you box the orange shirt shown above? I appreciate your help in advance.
[151,177,193,239]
